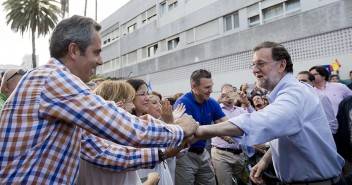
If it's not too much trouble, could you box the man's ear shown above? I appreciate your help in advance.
[3,83,10,93]
[279,59,287,73]
[191,83,198,93]
[67,43,80,60]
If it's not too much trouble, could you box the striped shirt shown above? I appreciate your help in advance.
[0,58,183,184]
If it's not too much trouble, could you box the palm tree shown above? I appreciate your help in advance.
[2,0,60,68]
[60,0,69,18]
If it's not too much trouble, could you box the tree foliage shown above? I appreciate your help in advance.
[2,0,61,68]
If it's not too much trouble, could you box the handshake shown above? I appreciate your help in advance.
[174,114,208,149]
[163,113,242,159]
[162,114,201,158]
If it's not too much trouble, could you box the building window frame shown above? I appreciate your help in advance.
[168,1,178,11]
[167,37,179,50]
[127,23,136,33]
[148,44,158,57]
[248,15,260,28]
[160,1,167,16]
[224,11,239,32]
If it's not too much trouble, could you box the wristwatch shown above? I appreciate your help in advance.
[158,149,167,162]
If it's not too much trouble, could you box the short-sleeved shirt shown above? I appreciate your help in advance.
[174,91,225,148]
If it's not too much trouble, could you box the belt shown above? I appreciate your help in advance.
[188,148,205,155]
[287,176,341,185]
[213,146,242,155]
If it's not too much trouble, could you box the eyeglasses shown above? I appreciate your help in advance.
[249,60,277,69]
[6,69,27,82]
[136,92,149,97]
[252,97,263,101]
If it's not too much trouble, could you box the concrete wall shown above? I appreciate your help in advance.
[100,0,352,98]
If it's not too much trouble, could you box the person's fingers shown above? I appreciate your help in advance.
[250,166,265,184]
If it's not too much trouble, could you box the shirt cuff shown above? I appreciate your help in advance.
[228,116,250,135]
[165,124,184,147]
[140,148,159,168]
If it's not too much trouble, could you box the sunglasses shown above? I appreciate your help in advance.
[7,69,27,82]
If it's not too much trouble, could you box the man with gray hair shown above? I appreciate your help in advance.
[0,15,198,184]
[195,41,345,185]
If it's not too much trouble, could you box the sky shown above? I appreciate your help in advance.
[0,0,131,66]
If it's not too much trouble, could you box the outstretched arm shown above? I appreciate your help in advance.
[195,121,244,140]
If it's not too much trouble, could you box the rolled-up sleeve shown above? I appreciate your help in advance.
[80,131,160,172]
[228,90,303,146]
[39,69,184,149]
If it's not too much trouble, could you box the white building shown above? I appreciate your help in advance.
[21,54,39,70]
[98,0,352,98]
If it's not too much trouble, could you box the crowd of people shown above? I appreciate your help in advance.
[0,15,352,185]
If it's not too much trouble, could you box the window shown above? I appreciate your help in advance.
[169,1,178,11]
[147,6,157,21]
[127,23,136,33]
[286,0,300,12]
[143,6,157,23]
[160,1,166,16]
[142,12,147,23]
[224,12,239,32]
[148,44,158,57]
[114,29,119,39]
[168,37,179,50]
[263,3,284,23]
[125,51,137,66]
[248,15,260,28]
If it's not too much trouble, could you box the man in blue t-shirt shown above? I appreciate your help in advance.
[174,69,228,185]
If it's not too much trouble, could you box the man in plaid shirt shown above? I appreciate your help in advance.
[0,15,198,184]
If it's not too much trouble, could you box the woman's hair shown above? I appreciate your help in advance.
[150,91,162,100]
[93,80,135,102]
[173,92,184,100]
[126,79,148,92]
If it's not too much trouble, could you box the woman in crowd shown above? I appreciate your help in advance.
[77,80,160,185]
[126,79,186,185]
[126,79,150,117]
[147,91,163,119]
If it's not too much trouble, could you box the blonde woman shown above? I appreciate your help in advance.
[139,90,187,185]
[93,80,136,113]
[77,80,160,185]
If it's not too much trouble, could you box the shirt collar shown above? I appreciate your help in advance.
[268,73,294,103]
[189,90,207,105]
[45,58,72,74]
[220,103,237,111]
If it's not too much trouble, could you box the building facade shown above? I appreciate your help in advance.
[21,54,39,70]
[98,0,352,98]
